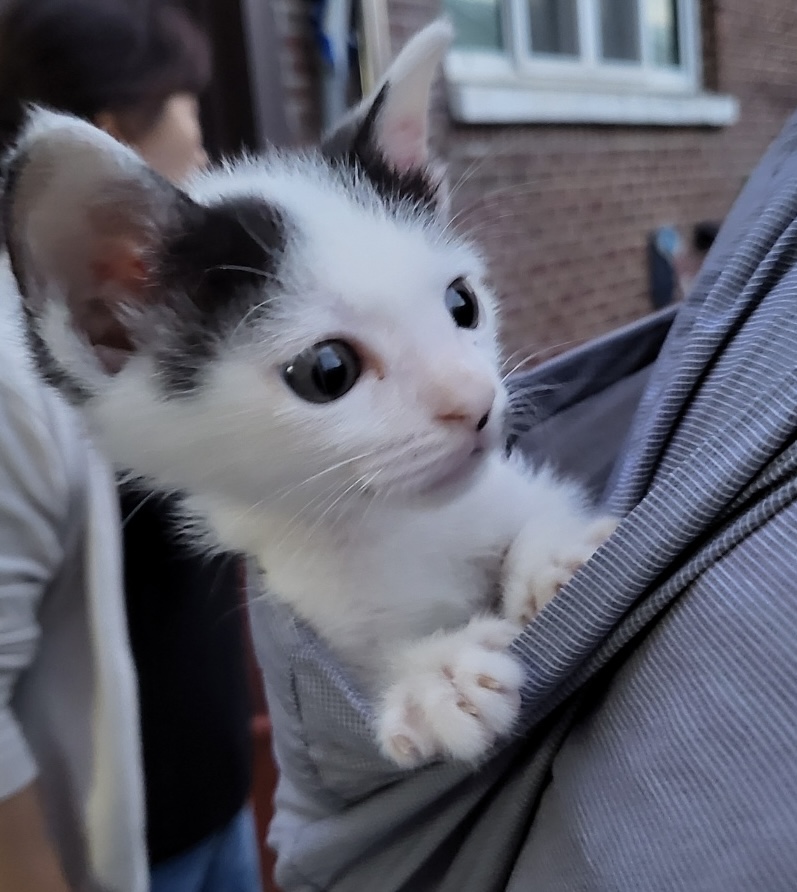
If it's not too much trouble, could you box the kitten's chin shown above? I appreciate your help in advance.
[410,446,491,505]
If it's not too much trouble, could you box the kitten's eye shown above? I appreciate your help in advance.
[445,278,479,329]
[281,340,362,403]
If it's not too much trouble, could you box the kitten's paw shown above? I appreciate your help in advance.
[377,617,523,768]
[502,515,618,626]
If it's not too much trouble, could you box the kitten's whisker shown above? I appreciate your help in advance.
[500,340,579,382]
[461,177,546,207]
[275,473,359,560]
[446,158,484,203]
[225,496,269,529]
[233,209,278,261]
[351,472,383,534]
[121,489,161,528]
[500,345,540,373]
[359,470,380,491]
[444,177,544,234]
[459,212,529,241]
[271,477,347,550]
[271,449,380,501]
[304,475,366,540]
[210,263,272,279]
[452,208,523,234]
[227,297,273,342]
[445,154,493,208]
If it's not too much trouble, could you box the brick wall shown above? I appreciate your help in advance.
[273,0,797,363]
[270,0,322,142]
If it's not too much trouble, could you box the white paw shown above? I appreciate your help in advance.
[502,515,618,626]
[376,616,523,768]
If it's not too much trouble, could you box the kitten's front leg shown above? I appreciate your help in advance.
[376,616,524,768]
[501,513,618,626]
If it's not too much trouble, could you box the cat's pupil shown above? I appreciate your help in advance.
[282,340,361,404]
[445,279,479,329]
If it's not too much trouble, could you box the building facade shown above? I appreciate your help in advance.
[269,0,797,361]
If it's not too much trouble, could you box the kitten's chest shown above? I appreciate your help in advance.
[329,553,496,676]
[373,551,496,631]
[263,526,498,669]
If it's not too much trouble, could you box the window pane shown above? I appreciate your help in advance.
[446,0,504,50]
[529,0,579,57]
[600,0,641,61]
[647,0,680,66]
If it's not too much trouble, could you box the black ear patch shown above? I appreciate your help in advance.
[161,196,286,312]
[324,86,439,213]
[154,196,287,396]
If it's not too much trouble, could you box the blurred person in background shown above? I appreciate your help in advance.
[0,1,261,890]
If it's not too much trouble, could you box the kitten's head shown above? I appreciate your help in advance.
[2,21,505,535]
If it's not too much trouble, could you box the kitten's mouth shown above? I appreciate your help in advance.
[419,445,488,496]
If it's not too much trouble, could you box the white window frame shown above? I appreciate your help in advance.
[445,0,739,127]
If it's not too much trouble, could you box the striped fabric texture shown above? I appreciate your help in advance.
[248,108,797,891]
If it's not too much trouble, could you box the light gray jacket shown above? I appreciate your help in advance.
[0,291,147,892]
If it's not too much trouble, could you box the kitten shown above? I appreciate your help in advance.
[1,20,615,768]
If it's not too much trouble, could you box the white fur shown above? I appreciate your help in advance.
[6,22,616,767]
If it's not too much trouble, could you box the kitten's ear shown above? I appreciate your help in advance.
[3,108,192,373]
[322,18,453,175]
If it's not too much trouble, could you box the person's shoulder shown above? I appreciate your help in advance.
[0,258,88,500]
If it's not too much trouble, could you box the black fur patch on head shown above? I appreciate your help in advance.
[155,196,287,396]
[325,86,439,214]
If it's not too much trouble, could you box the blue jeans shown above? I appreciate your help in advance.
[150,805,261,892]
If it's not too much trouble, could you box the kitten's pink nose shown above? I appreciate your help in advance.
[432,377,496,432]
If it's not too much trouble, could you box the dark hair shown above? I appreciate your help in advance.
[0,0,211,149]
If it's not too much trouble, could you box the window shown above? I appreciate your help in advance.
[444,0,738,126]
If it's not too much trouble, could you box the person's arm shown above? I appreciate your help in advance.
[0,785,72,892]
[0,374,73,890]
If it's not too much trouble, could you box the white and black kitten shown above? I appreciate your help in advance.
[1,21,614,767]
